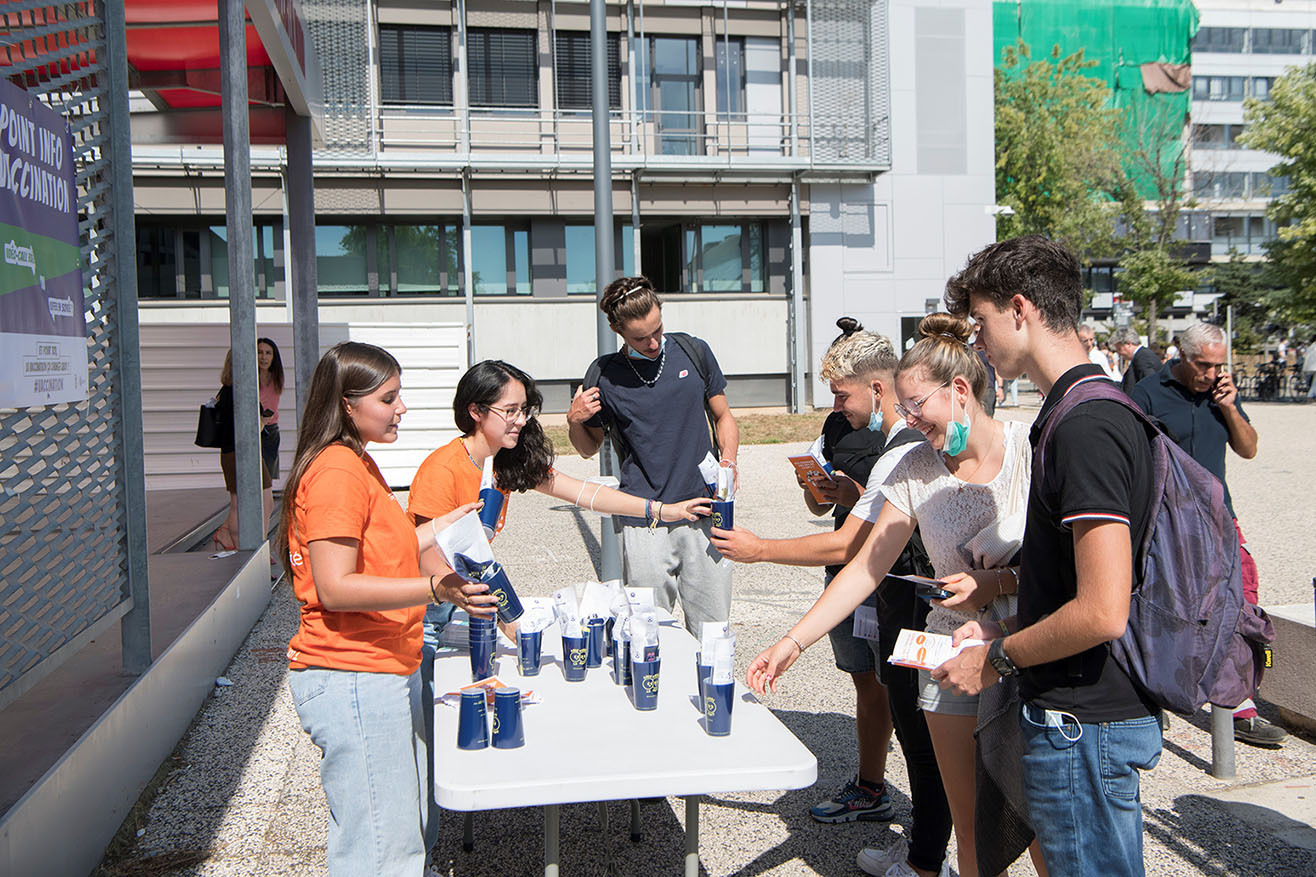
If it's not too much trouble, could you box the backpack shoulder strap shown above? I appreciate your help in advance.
[884,426,926,451]
[666,331,722,459]
[584,353,632,463]
[1035,377,1152,474]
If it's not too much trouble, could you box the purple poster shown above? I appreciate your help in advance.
[0,78,86,408]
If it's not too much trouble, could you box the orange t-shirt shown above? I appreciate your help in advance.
[408,437,509,538]
[286,444,424,674]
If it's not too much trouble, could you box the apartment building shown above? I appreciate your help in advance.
[1190,0,1316,261]
[131,0,994,411]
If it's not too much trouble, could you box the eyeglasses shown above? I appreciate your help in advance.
[893,382,949,421]
[482,404,537,423]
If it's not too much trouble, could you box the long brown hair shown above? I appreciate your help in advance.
[276,342,401,578]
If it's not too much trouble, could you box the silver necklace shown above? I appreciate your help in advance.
[624,347,666,387]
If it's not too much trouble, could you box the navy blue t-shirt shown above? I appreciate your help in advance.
[1129,362,1249,518]
[584,336,727,525]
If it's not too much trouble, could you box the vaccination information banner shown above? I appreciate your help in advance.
[0,78,86,408]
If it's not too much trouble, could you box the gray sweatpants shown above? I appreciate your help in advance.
[621,517,732,634]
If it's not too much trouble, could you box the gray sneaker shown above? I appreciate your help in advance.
[809,776,893,823]
[1234,715,1287,747]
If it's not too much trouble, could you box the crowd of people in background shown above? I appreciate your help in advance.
[200,232,1288,876]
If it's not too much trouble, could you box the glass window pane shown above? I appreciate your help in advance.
[555,32,621,110]
[565,225,596,295]
[210,226,229,299]
[513,228,530,295]
[748,223,764,293]
[317,225,369,295]
[621,224,635,276]
[684,227,698,292]
[379,26,452,105]
[395,224,444,295]
[471,225,508,295]
[702,225,742,292]
[469,29,537,108]
[257,224,276,299]
[715,38,744,120]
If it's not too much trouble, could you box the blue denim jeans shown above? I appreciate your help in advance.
[419,602,454,852]
[1019,702,1162,876]
[290,666,432,876]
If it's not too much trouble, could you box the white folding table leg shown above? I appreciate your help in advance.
[684,795,701,877]
[544,804,561,877]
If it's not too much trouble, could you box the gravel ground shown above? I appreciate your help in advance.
[103,402,1316,876]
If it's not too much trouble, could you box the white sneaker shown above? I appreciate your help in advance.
[856,838,952,877]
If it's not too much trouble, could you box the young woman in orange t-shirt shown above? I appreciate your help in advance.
[277,342,493,876]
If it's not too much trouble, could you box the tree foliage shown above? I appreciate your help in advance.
[1239,63,1316,324]
[1118,247,1197,344]
[994,42,1136,258]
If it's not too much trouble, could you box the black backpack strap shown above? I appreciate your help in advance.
[666,331,723,460]
[583,354,632,463]
[884,426,926,451]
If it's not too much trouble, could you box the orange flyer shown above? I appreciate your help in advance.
[788,454,834,504]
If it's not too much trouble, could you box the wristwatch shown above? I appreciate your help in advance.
[987,638,1018,678]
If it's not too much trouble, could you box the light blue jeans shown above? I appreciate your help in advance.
[1019,701,1163,876]
[290,666,433,876]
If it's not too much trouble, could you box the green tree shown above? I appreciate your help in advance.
[1118,248,1196,346]
[1239,63,1316,325]
[994,42,1134,257]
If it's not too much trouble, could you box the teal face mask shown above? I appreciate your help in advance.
[944,391,971,456]
[627,338,665,360]
[867,389,884,432]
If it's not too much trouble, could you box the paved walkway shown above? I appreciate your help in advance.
[100,403,1316,876]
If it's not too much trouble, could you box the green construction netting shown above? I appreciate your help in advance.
[993,0,1200,198]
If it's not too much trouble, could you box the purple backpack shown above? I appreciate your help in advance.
[1035,376,1274,716]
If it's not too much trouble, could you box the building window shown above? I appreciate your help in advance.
[714,37,745,120]
[384,224,461,296]
[1194,171,1249,200]
[1083,265,1116,294]
[1251,77,1274,101]
[379,25,453,105]
[136,221,280,299]
[638,36,702,155]
[1192,26,1246,53]
[562,224,637,295]
[678,222,766,293]
[468,29,537,108]
[554,32,621,110]
[1192,123,1247,149]
[470,224,530,295]
[316,226,371,296]
[1193,75,1246,102]
[1251,28,1305,55]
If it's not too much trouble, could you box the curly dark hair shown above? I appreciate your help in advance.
[944,234,1082,333]
[600,276,663,331]
[454,360,555,492]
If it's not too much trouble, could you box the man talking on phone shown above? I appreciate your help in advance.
[1128,321,1285,746]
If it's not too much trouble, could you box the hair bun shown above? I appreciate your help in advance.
[918,313,972,345]
[835,316,863,336]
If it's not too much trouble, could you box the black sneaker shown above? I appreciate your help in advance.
[809,776,893,823]
[1234,715,1287,747]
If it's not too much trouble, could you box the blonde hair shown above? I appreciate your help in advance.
[897,313,990,404]
[820,330,898,383]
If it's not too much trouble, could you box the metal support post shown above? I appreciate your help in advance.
[787,0,799,157]
[286,109,319,420]
[220,0,262,550]
[544,804,561,877]
[462,812,475,851]
[788,177,807,411]
[1210,705,1236,779]
[592,0,622,582]
[105,0,151,673]
[684,795,701,877]
[629,798,643,841]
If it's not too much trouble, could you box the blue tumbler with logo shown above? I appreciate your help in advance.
[457,689,489,750]
[492,688,525,749]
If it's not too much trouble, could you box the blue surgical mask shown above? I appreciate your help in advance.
[867,389,884,433]
[944,391,971,456]
[626,338,665,360]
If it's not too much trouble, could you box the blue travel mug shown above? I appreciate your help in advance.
[695,652,713,705]
[711,499,734,531]
[562,635,588,682]
[611,638,632,685]
[492,688,525,749]
[517,628,543,677]
[478,487,504,538]
[631,658,661,711]
[703,680,734,736]
[457,689,489,750]
[482,562,525,624]
[469,626,496,681]
[585,617,606,668]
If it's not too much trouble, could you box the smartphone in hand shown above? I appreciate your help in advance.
[915,581,954,601]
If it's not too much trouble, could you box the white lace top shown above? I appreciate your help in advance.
[881,420,1032,635]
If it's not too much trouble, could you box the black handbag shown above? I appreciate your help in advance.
[195,398,222,448]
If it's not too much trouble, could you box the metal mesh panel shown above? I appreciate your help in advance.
[304,0,373,154]
[0,1,129,693]
[811,0,891,165]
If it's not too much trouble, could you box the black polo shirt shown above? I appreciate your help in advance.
[1018,364,1160,722]
[1129,362,1249,518]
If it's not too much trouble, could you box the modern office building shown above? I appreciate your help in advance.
[1189,0,1316,261]
[131,0,995,415]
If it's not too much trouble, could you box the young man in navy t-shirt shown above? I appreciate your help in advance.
[567,276,739,634]
[931,236,1162,876]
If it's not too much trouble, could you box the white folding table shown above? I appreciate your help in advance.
[432,613,817,876]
